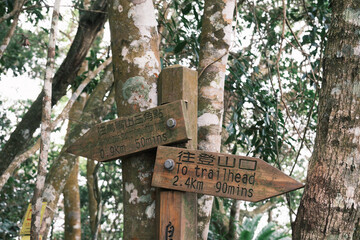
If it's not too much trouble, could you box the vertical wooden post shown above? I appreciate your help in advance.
[156,65,198,239]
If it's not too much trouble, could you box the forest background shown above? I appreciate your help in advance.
[0,0,358,239]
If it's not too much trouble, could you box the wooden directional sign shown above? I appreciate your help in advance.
[66,101,191,162]
[152,146,304,202]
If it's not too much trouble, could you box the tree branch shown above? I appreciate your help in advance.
[0,0,108,178]
[0,58,112,192]
[0,0,25,59]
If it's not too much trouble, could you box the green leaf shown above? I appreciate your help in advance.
[174,41,187,54]
[182,3,192,15]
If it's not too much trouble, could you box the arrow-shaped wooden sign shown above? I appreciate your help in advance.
[66,101,191,162]
[152,146,304,202]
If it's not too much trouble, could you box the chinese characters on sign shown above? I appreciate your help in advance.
[165,221,174,240]
[66,101,190,162]
[96,108,164,137]
[152,146,304,202]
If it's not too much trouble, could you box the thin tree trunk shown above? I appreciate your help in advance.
[226,199,241,240]
[0,57,111,192]
[87,159,101,238]
[63,94,87,240]
[197,0,236,239]
[0,0,25,59]
[211,197,229,236]
[0,0,107,177]
[64,159,81,240]
[293,1,360,239]
[38,66,115,239]
[108,0,160,239]
[31,1,60,238]
[354,220,360,240]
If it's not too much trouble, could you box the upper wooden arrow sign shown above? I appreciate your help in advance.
[66,101,191,162]
[152,146,304,202]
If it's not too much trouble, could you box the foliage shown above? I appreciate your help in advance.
[0,0,334,238]
[77,159,123,239]
[0,0,50,77]
[0,140,63,239]
[0,100,11,148]
[0,24,49,77]
[221,0,331,229]
[0,152,36,239]
[0,0,48,25]
[239,215,289,240]
[71,38,108,94]
[157,0,203,68]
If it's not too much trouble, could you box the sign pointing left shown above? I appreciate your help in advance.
[66,100,191,161]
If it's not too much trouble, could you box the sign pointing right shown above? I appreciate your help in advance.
[152,146,304,202]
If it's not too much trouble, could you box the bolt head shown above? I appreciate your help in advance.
[164,159,175,171]
[166,118,177,128]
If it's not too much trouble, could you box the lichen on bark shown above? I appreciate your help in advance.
[197,0,236,239]
[294,1,360,239]
[108,0,160,238]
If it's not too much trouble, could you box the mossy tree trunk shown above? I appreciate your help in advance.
[0,0,107,177]
[63,95,86,240]
[87,159,101,238]
[293,1,360,239]
[108,0,160,238]
[197,0,236,239]
[38,67,114,239]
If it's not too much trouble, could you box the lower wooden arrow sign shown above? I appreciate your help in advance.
[66,101,191,161]
[152,146,304,202]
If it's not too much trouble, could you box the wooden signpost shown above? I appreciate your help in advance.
[67,65,304,240]
[156,66,198,240]
[152,146,304,202]
[66,100,191,162]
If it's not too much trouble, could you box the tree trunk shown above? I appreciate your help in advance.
[31,1,60,238]
[211,197,229,237]
[63,94,86,240]
[38,66,114,239]
[87,159,101,238]
[108,0,160,239]
[0,0,107,177]
[0,0,25,59]
[293,1,360,239]
[0,57,111,192]
[226,199,241,240]
[197,0,236,239]
[64,159,81,240]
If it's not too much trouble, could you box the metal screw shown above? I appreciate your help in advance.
[166,118,177,128]
[164,159,175,171]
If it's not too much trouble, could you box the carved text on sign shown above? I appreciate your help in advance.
[165,221,174,240]
[152,146,304,202]
[66,101,190,161]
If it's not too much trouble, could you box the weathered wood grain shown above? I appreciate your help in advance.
[66,100,190,161]
[156,66,198,240]
[152,146,304,202]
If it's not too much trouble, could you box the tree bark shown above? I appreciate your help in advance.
[293,1,360,239]
[64,160,81,240]
[226,199,241,240]
[211,197,229,237]
[38,66,115,239]
[0,58,111,192]
[31,1,60,238]
[108,0,160,239]
[87,159,101,238]
[63,94,86,240]
[0,0,25,59]
[0,0,107,177]
[197,0,236,239]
